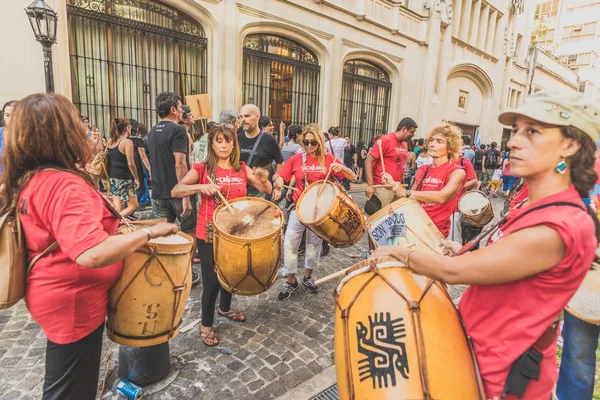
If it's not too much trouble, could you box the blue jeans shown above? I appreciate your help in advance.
[136,166,151,206]
[556,311,600,400]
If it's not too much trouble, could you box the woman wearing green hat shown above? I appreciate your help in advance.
[371,91,600,400]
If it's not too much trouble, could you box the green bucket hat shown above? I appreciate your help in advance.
[498,91,600,143]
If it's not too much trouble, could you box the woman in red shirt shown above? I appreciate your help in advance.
[0,94,177,400]
[372,91,600,399]
[171,124,272,346]
[272,124,356,300]
[382,122,466,237]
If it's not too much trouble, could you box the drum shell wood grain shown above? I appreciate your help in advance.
[296,180,366,248]
[366,199,445,254]
[458,191,494,227]
[107,231,194,347]
[213,197,283,296]
[334,257,484,400]
[566,265,600,324]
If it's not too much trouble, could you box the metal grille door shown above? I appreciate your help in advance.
[67,0,207,137]
[242,34,320,127]
[340,60,391,145]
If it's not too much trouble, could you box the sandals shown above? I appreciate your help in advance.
[218,308,247,322]
[200,328,219,347]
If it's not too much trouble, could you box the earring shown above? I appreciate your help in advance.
[556,159,567,174]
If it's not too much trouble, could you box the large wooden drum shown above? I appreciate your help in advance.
[458,191,494,227]
[334,257,484,400]
[108,228,194,347]
[296,180,365,248]
[566,264,600,324]
[213,197,283,296]
[366,198,444,254]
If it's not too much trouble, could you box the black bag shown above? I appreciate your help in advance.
[484,149,499,169]
[474,149,484,169]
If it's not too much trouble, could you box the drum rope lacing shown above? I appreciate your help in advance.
[108,242,193,340]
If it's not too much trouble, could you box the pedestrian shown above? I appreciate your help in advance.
[355,140,367,183]
[461,134,475,163]
[473,144,486,183]
[107,117,140,217]
[171,124,274,346]
[259,116,274,134]
[415,147,433,169]
[281,124,304,162]
[0,100,17,174]
[382,122,466,237]
[196,120,217,163]
[180,105,196,156]
[148,92,200,285]
[272,124,355,300]
[365,118,417,207]
[404,139,416,186]
[373,91,600,400]
[238,104,284,198]
[1,93,177,400]
[130,120,151,207]
[488,167,502,197]
[414,138,424,155]
[482,141,501,186]
[501,149,516,196]
[81,115,91,137]
[343,136,357,190]
[326,126,346,164]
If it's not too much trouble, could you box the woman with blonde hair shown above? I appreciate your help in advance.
[171,123,274,346]
[272,124,356,300]
[383,122,466,237]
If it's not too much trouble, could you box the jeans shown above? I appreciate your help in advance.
[136,166,151,206]
[556,311,600,400]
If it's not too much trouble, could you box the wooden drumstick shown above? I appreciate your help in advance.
[207,176,235,215]
[317,163,335,196]
[282,184,298,192]
[373,184,408,188]
[378,139,386,176]
[314,242,416,286]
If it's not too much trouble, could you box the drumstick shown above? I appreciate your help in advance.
[282,184,298,192]
[317,163,335,196]
[378,140,386,176]
[207,176,235,215]
[314,242,416,286]
[373,184,408,188]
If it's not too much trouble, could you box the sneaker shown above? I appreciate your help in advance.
[321,241,330,257]
[278,280,299,300]
[193,257,201,264]
[191,270,201,286]
[303,277,320,293]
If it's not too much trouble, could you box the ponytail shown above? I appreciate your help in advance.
[110,117,130,142]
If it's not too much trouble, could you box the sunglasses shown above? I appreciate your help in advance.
[214,122,233,129]
[302,140,318,146]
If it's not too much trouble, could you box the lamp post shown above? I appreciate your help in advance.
[25,0,58,93]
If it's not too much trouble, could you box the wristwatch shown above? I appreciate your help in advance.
[405,189,412,198]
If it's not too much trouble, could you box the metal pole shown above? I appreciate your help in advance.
[42,43,55,93]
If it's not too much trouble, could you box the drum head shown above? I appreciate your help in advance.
[149,234,191,245]
[567,266,600,323]
[297,182,336,223]
[215,199,281,239]
[459,191,489,216]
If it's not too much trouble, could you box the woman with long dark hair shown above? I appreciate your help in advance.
[373,92,600,399]
[0,93,177,399]
[356,140,367,183]
[107,117,140,217]
[0,100,18,174]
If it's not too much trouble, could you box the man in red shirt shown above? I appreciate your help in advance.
[365,117,417,208]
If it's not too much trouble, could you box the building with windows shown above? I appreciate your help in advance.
[0,0,582,146]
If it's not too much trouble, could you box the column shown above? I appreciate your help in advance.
[468,0,482,46]
[459,0,472,42]
[452,0,463,38]
[356,0,366,20]
[485,10,497,54]
[477,4,490,50]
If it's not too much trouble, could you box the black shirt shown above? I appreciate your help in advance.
[343,144,356,168]
[484,148,501,169]
[238,131,284,169]
[148,121,189,199]
[474,149,485,170]
[108,139,131,180]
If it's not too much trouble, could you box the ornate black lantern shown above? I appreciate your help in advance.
[25,0,58,92]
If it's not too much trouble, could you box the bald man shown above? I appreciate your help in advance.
[238,104,284,198]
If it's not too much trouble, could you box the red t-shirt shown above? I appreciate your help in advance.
[459,187,596,399]
[193,162,248,240]
[455,157,476,211]
[369,133,409,185]
[19,171,122,344]
[278,152,345,203]
[413,161,464,237]
[510,182,529,209]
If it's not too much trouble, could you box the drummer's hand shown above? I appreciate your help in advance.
[199,183,220,196]
[273,176,284,190]
[330,163,344,172]
[286,189,293,201]
[149,222,178,239]
[365,185,374,199]
[441,239,462,257]
[382,172,396,186]
[253,167,269,183]
[181,197,192,218]
[370,246,401,260]
[134,179,140,190]
[271,187,282,201]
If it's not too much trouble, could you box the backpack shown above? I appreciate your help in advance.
[0,171,58,309]
[474,150,484,168]
[485,149,499,169]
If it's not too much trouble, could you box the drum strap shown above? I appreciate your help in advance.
[415,165,431,191]
[302,152,309,188]
[246,131,265,168]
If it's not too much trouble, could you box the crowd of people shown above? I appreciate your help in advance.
[1,89,599,400]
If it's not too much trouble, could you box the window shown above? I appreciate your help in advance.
[579,81,587,93]
[535,0,560,19]
[563,22,598,42]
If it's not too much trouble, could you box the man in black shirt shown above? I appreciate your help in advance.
[238,104,284,198]
[148,92,199,283]
[473,144,486,183]
[482,141,501,186]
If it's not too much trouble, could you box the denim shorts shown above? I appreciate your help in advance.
[151,196,197,233]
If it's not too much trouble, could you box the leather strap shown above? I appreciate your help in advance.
[246,131,265,168]
[27,241,59,275]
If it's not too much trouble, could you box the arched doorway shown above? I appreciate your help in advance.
[242,34,321,127]
[339,59,391,145]
[67,0,208,136]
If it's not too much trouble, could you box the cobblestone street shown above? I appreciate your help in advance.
[0,189,506,400]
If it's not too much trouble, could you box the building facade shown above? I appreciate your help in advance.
[0,0,581,145]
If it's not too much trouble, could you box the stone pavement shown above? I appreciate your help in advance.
[0,190,506,400]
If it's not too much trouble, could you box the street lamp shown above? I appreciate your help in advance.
[25,0,58,93]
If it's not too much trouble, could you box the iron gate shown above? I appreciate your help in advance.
[67,0,207,137]
[242,34,320,128]
[339,60,391,146]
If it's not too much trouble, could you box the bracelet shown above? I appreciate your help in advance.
[140,228,152,241]
[404,250,417,268]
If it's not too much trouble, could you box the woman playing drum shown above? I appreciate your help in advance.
[171,123,274,346]
[382,122,466,238]
[372,91,600,400]
[272,124,355,300]
[1,94,177,400]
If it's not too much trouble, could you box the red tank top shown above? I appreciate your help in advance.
[459,187,596,399]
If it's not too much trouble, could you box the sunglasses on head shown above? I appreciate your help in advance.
[302,139,318,146]
[214,122,233,129]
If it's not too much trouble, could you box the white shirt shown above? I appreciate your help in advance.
[416,155,433,169]
[492,169,502,181]
[326,138,346,163]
